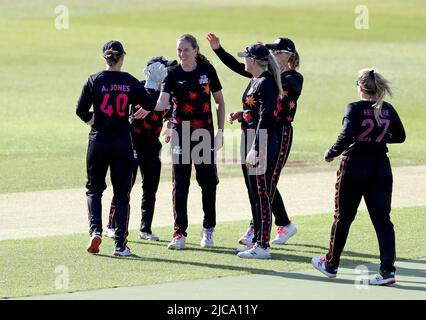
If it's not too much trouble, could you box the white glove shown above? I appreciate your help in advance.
[144,62,168,90]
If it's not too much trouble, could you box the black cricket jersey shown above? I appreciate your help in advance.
[213,46,303,126]
[326,100,406,158]
[242,71,279,151]
[162,62,222,132]
[276,69,303,125]
[76,70,155,137]
[130,83,165,144]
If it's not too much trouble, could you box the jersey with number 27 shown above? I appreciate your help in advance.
[327,100,405,157]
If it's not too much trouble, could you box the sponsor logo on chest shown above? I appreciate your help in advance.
[199,75,209,85]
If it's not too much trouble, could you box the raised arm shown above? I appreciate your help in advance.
[206,33,252,78]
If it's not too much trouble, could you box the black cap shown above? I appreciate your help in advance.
[265,37,296,53]
[146,56,178,68]
[102,40,126,55]
[237,44,270,61]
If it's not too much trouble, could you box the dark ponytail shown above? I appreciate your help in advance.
[196,52,210,64]
[103,49,124,66]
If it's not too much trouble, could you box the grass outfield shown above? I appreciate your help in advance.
[1,206,425,298]
[0,0,425,193]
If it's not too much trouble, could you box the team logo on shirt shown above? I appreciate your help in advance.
[245,96,256,108]
[172,146,183,155]
[199,75,209,84]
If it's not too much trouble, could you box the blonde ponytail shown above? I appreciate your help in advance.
[358,69,392,125]
[288,50,300,70]
[267,54,284,97]
[255,54,283,97]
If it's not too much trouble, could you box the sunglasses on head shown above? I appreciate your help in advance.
[271,49,292,54]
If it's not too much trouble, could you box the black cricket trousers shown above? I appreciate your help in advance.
[246,124,293,228]
[242,129,280,248]
[86,132,134,248]
[327,154,396,273]
[171,131,218,237]
[108,139,162,234]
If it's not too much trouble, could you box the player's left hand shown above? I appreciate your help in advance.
[133,105,151,119]
[86,113,95,126]
[206,33,220,50]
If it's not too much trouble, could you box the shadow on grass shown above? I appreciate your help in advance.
[96,249,426,292]
[101,237,425,291]
[129,239,383,263]
[95,253,425,292]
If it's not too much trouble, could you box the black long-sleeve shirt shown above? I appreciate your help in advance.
[76,70,155,137]
[243,71,279,152]
[213,46,303,125]
[326,100,406,158]
[212,46,279,152]
[277,69,303,125]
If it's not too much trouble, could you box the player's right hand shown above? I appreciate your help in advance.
[133,105,151,119]
[324,150,334,162]
[162,121,172,143]
[206,33,220,50]
[227,111,242,124]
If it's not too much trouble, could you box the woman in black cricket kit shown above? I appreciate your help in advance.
[312,69,406,285]
[76,40,158,257]
[235,44,283,259]
[106,56,177,242]
[204,41,282,259]
[134,34,225,250]
[207,34,303,250]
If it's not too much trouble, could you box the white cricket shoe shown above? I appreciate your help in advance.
[237,244,271,259]
[238,227,255,246]
[167,234,186,250]
[200,227,214,248]
[271,223,297,244]
[139,231,160,241]
[369,272,396,285]
[235,243,254,253]
[311,256,337,278]
[105,227,116,239]
[113,245,132,257]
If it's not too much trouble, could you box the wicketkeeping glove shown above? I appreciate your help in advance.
[144,62,168,90]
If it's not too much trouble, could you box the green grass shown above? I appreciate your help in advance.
[1,0,425,192]
[1,206,425,298]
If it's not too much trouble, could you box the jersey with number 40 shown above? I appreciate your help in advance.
[76,70,154,137]
[326,100,406,158]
